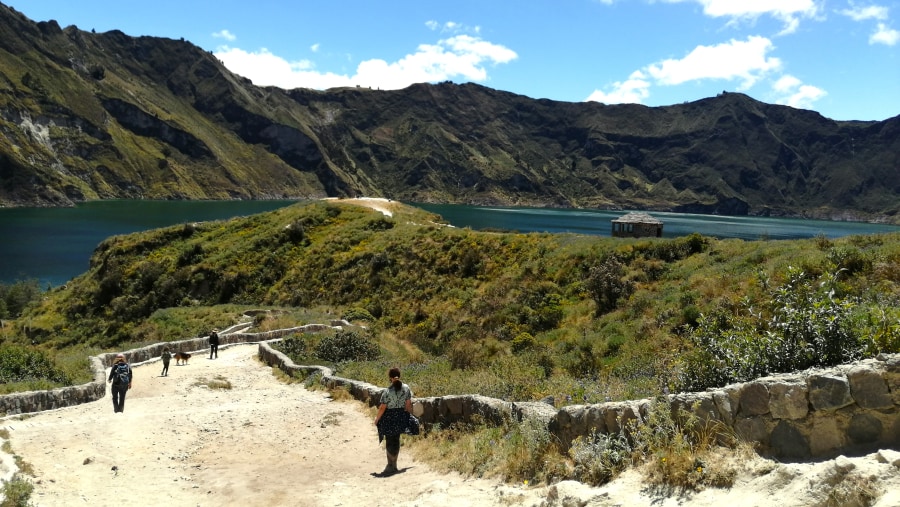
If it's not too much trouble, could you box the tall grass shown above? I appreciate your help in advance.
[407,415,568,485]
[0,429,35,507]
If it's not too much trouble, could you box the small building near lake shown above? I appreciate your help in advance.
[611,212,663,238]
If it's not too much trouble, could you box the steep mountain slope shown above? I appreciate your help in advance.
[0,3,897,222]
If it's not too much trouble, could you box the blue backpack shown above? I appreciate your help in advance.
[112,362,131,386]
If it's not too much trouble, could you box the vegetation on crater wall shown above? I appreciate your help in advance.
[3,201,896,403]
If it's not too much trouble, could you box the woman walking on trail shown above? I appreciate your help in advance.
[160,347,171,376]
[374,367,414,476]
[107,353,133,413]
[209,328,220,359]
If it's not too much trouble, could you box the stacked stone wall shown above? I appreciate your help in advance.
[3,326,897,461]
[0,321,350,417]
[258,341,899,461]
[550,354,899,459]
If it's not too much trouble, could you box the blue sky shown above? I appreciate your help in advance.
[11,1,900,121]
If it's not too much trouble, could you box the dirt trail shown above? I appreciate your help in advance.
[4,343,899,507]
[1,344,542,507]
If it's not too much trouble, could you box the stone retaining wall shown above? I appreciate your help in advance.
[0,324,329,416]
[551,354,899,459]
[0,320,355,417]
[4,326,897,462]
[258,342,899,461]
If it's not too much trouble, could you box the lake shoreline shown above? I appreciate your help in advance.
[2,199,898,286]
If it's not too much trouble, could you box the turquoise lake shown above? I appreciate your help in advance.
[1,200,898,286]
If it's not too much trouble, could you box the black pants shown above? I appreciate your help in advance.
[161,360,169,376]
[210,344,218,358]
[385,434,401,456]
[111,383,128,413]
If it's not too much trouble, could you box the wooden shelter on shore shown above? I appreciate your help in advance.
[611,212,663,238]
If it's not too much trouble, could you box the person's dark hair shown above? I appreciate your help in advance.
[389,367,402,391]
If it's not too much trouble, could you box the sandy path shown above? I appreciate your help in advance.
[4,343,899,507]
[2,344,541,507]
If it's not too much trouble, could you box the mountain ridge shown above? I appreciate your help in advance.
[1,3,897,223]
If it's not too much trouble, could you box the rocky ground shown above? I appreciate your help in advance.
[1,343,898,507]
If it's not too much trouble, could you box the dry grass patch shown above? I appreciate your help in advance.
[408,416,568,485]
[193,375,232,390]
[326,384,355,402]
[320,410,343,428]
[823,472,882,507]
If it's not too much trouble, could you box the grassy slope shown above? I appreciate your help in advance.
[4,201,898,400]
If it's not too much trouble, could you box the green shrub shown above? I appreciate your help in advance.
[499,416,567,483]
[0,345,70,385]
[284,219,307,244]
[678,268,866,392]
[636,233,707,262]
[314,330,380,363]
[342,307,375,322]
[0,473,34,507]
[408,415,567,485]
[364,217,394,231]
[511,332,536,353]
[569,431,633,485]
[863,305,900,354]
[584,256,634,315]
[0,279,42,319]
[827,246,871,276]
[680,304,701,329]
[274,333,322,363]
[628,399,737,491]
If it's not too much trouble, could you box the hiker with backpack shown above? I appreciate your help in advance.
[107,353,133,413]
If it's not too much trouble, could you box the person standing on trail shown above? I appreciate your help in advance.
[107,353,133,413]
[209,328,220,359]
[160,347,171,376]
[374,367,415,476]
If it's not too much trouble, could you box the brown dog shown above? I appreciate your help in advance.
[174,351,191,365]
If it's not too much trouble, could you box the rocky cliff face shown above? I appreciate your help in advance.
[0,3,898,222]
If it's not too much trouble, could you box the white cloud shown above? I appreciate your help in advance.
[214,35,517,91]
[836,4,898,45]
[214,47,338,89]
[586,36,781,105]
[772,74,827,109]
[212,29,236,42]
[667,0,821,34]
[694,0,819,19]
[772,74,802,92]
[585,71,651,103]
[425,20,480,35]
[839,4,889,21]
[871,22,900,44]
[647,36,781,89]
[310,43,320,53]
[352,35,517,90]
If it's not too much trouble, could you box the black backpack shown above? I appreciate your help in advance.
[113,362,131,386]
